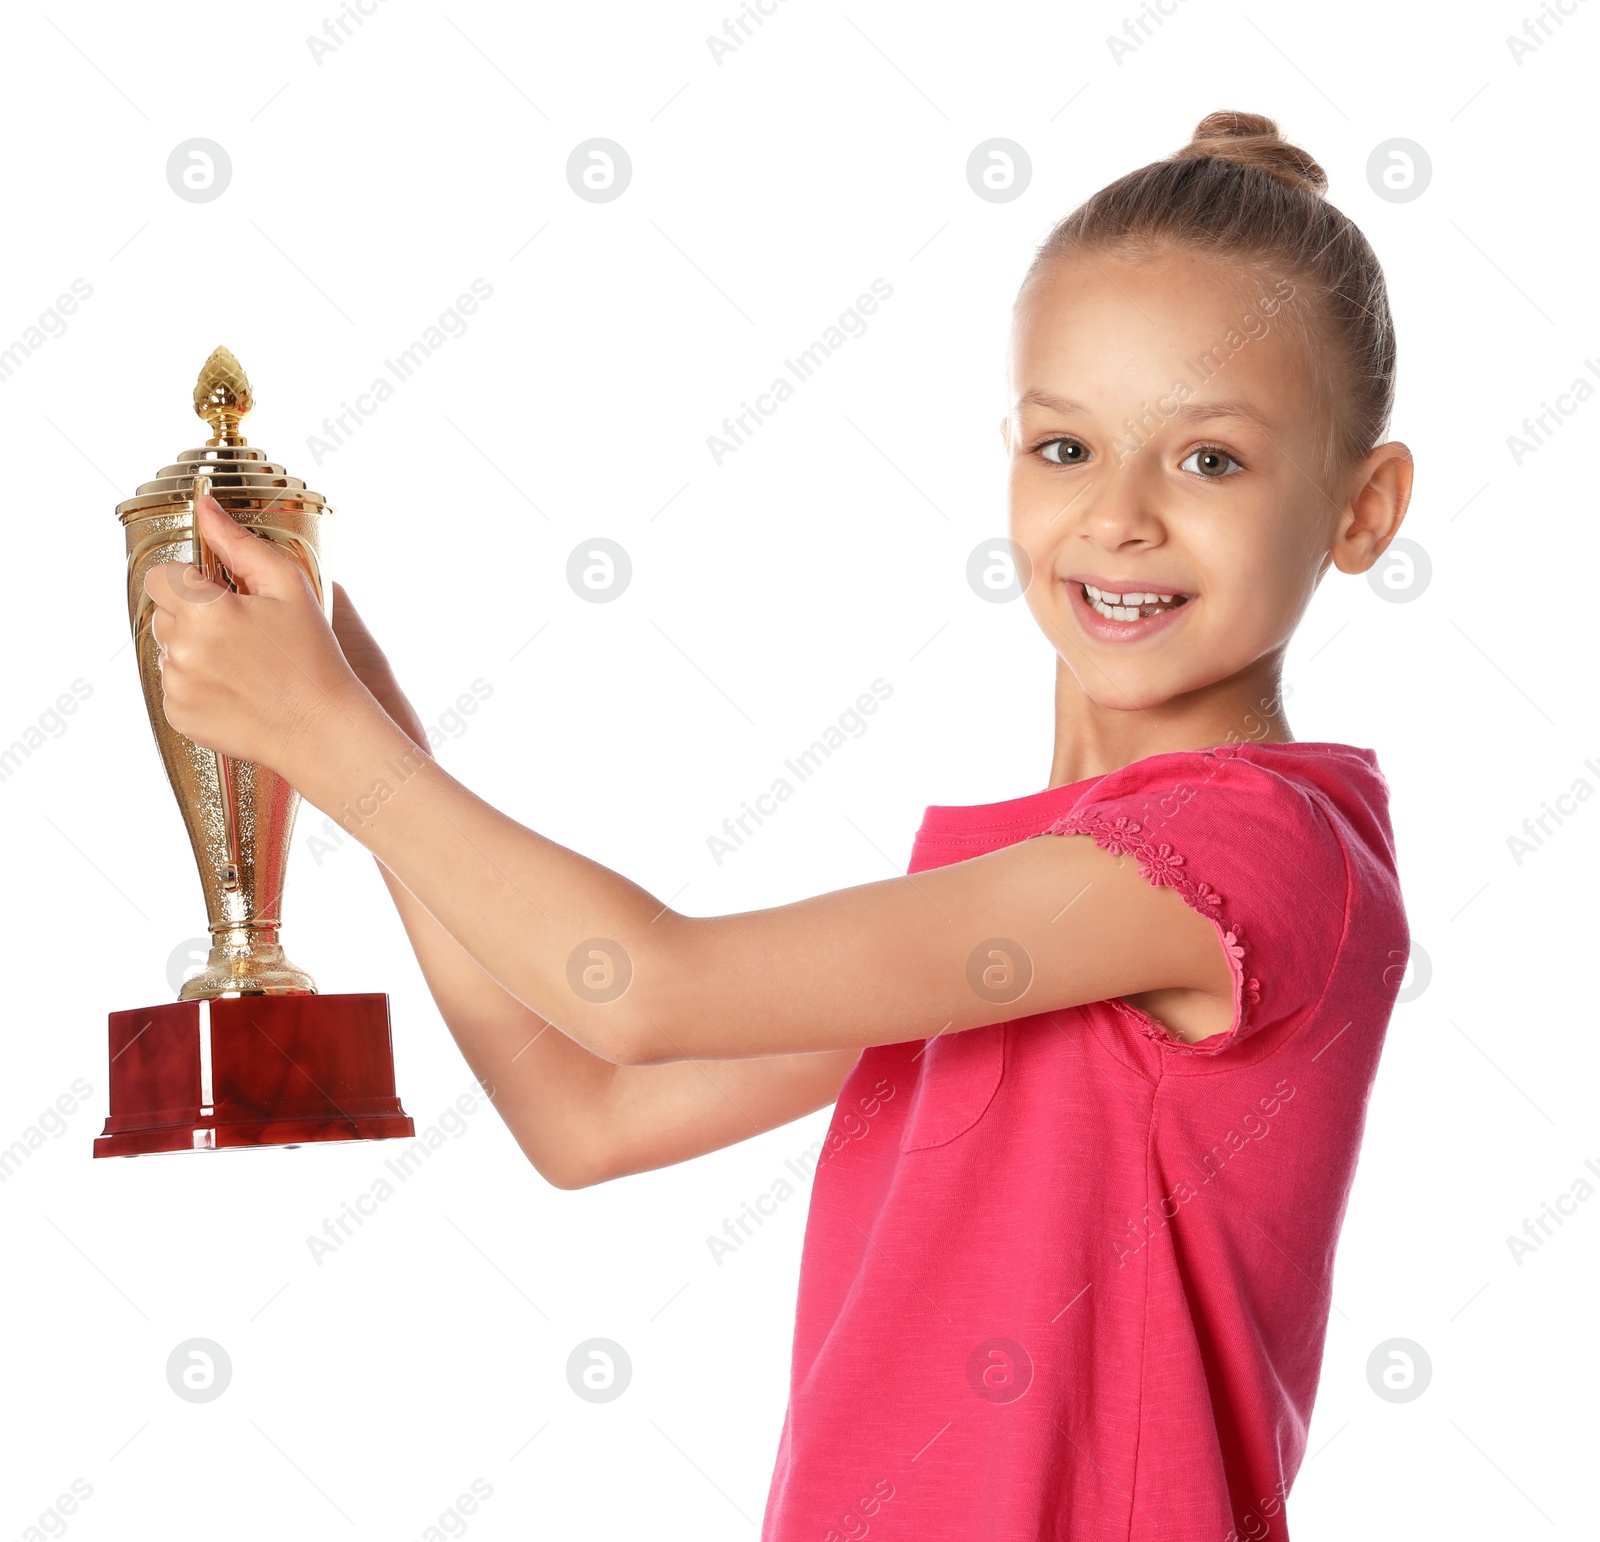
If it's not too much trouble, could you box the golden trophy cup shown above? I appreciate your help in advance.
[94,348,414,1157]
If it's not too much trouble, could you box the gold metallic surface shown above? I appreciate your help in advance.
[192,345,253,446]
[120,350,334,999]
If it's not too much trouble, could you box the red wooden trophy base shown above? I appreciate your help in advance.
[94,993,415,1157]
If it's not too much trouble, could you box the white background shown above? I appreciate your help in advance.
[0,1,1594,1537]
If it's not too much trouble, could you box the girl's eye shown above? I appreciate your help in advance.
[1181,446,1242,478]
[1038,437,1089,466]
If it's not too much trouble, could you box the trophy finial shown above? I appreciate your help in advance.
[193,346,252,447]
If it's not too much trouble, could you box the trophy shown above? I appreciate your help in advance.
[94,348,415,1157]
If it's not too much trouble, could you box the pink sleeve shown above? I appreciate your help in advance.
[1039,748,1350,1055]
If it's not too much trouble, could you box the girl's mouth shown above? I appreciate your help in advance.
[1067,579,1193,641]
[1082,582,1190,621]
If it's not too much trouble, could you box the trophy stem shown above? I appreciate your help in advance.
[181,922,318,1001]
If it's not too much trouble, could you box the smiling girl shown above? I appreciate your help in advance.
[145,110,1413,1540]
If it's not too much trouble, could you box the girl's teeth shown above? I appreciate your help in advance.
[1082,583,1187,622]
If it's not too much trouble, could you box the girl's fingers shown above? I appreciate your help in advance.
[145,558,227,612]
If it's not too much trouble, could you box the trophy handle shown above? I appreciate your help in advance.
[190,473,243,894]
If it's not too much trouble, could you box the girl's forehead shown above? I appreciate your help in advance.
[1009,251,1312,413]
[1016,250,1279,339]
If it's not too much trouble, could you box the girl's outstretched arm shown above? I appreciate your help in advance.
[331,583,863,1188]
[376,851,860,1186]
[145,499,1231,1069]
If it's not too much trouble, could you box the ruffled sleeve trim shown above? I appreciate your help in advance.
[1040,806,1262,1056]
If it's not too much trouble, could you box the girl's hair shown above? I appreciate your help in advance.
[1020,110,1395,485]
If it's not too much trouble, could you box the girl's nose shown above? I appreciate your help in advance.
[1080,463,1166,548]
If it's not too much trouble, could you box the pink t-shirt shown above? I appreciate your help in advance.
[760,741,1408,1541]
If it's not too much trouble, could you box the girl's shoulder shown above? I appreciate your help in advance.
[1046,739,1403,1056]
[1046,737,1401,940]
[1068,739,1393,842]
[916,740,1393,858]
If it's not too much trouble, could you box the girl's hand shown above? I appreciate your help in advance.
[329,581,431,751]
[143,493,371,772]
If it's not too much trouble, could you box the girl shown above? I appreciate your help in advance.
[146,110,1413,1540]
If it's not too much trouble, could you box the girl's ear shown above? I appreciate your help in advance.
[998,417,1011,454]
[1331,441,1414,576]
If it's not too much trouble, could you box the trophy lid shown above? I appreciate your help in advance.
[116,347,331,524]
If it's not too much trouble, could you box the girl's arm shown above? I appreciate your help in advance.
[332,585,860,1188]
[147,506,1232,1068]
[377,852,859,1187]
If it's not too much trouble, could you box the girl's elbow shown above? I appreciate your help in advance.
[521,1129,610,1190]
[544,1000,657,1067]
[597,948,703,1066]
[542,1156,602,1190]
[602,1011,677,1067]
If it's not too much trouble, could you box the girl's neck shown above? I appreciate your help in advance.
[1046,660,1293,788]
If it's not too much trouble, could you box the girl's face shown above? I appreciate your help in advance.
[1006,244,1341,717]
